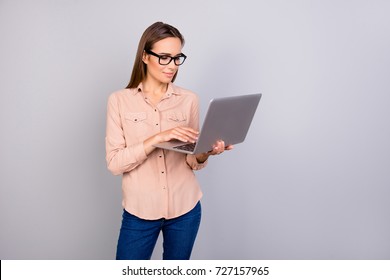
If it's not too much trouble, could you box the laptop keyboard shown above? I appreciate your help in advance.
[173,142,196,152]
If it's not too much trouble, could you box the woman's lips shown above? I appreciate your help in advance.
[164,72,174,78]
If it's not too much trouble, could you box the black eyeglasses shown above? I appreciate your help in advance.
[145,50,187,66]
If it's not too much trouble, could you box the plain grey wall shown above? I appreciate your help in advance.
[1,0,389,260]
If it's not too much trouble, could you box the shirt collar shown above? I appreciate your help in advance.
[134,83,181,97]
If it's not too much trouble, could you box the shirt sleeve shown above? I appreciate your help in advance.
[185,92,208,171]
[105,93,147,176]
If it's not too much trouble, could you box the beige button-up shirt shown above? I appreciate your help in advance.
[106,83,207,220]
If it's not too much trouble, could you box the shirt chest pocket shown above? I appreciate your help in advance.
[124,112,152,138]
[164,111,188,130]
[167,111,187,123]
[125,112,147,123]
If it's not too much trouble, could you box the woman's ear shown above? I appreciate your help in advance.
[142,51,148,64]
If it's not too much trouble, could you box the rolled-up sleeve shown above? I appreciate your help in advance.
[105,93,147,175]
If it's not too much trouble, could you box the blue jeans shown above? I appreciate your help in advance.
[116,202,201,260]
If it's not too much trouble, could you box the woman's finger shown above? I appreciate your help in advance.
[169,127,199,142]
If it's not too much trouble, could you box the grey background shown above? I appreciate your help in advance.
[1,0,389,260]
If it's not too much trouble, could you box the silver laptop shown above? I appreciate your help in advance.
[153,93,262,154]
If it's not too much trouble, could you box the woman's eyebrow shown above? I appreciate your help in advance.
[158,52,184,56]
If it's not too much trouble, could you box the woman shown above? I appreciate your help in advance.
[105,22,232,260]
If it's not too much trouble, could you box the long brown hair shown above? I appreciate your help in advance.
[126,22,185,89]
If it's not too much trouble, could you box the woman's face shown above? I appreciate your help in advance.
[143,37,183,84]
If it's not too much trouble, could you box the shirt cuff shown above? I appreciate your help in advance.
[133,141,148,163]
[186,154,208,170]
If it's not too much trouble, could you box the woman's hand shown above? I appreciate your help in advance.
[195,140,234,163]
[143,126,199,155]
[156,126,199,143]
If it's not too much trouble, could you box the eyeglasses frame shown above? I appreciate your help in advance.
[145,50,187,66]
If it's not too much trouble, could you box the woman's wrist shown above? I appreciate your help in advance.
[195,153,209,163]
